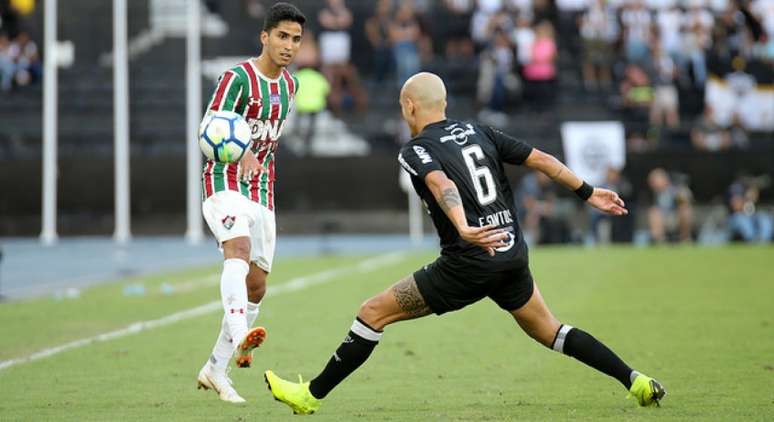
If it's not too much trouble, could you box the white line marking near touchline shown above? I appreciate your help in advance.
[0,252,407,372]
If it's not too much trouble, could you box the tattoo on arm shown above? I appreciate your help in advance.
[391,276,431,318]
[439,188,462,213]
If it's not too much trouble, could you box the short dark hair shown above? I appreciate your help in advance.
[263,2,306,32]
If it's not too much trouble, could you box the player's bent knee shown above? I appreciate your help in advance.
[223,237,251,261]
[357,296,391,331]
[357,298,381,324]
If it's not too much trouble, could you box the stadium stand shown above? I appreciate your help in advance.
[0,0,771,241]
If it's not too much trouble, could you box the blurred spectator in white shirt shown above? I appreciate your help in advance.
[471,0,503,47]
[621,0,653,64]
[751,0,774,39]
[513,13,535,66]
[580,0,618,91]
[650,40,680,128]
[318,0,367,113]
[656,4,684,59]
[318,0,353,67]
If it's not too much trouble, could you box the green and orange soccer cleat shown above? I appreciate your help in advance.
[234,326,267,368]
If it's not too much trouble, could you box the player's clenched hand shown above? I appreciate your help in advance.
[238,150,262,182]
[459,225,509,256]
[587,188,628,216]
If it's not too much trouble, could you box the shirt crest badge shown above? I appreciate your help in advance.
[222,215,236,230]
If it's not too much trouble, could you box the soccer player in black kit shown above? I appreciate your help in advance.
[265,72,665,414]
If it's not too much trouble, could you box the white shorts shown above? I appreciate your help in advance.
[202,190,276,272]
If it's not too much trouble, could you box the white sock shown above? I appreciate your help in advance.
[246,301,261,328]
[208,316,234,373]
[207,301,260,374]
[220,258,249,347]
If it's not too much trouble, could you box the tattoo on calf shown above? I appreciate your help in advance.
[391,276,431,318]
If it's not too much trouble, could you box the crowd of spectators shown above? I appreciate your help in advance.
[232,1,773,151]
[597,0,772,151]
[516,166,772,245]
[354,0,771,244]
[350,0,772,245]
[0,0,39,92]
[334,0,771,151]
[469,0,770,148]
[3,0,770,244]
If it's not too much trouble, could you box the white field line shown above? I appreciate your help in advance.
[167,273,220,293]
[0,252,407,372]
[155,250,409,295]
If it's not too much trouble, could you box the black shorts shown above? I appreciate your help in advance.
[413,255,534,315]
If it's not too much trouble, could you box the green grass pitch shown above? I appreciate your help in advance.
[0,246,772,421]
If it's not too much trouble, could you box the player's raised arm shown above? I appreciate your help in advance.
[523,149,628,216]
[424,170,509,256]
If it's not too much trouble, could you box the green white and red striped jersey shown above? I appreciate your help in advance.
[201,59,299,211]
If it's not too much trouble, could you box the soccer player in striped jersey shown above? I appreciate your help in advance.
[196,3,305,404]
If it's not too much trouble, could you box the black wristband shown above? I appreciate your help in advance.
[574,181,594,201]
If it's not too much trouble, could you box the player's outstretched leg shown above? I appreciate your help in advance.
[198,238,251,403]
[202,270,264,377]
[510,284,666,407]
[219,244,251,352]
[265,275,431,414]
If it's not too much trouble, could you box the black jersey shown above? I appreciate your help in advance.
[398,119,534,270]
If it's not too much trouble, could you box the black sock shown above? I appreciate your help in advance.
[552,324,634,389]
[309,317,382,399]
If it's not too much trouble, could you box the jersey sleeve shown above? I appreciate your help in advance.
[206,70,245,113]
[481,125,534,165]
[398,139,443,179]
[292,75,300,95]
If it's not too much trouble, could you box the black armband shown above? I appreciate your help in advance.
[574,181,594,201]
